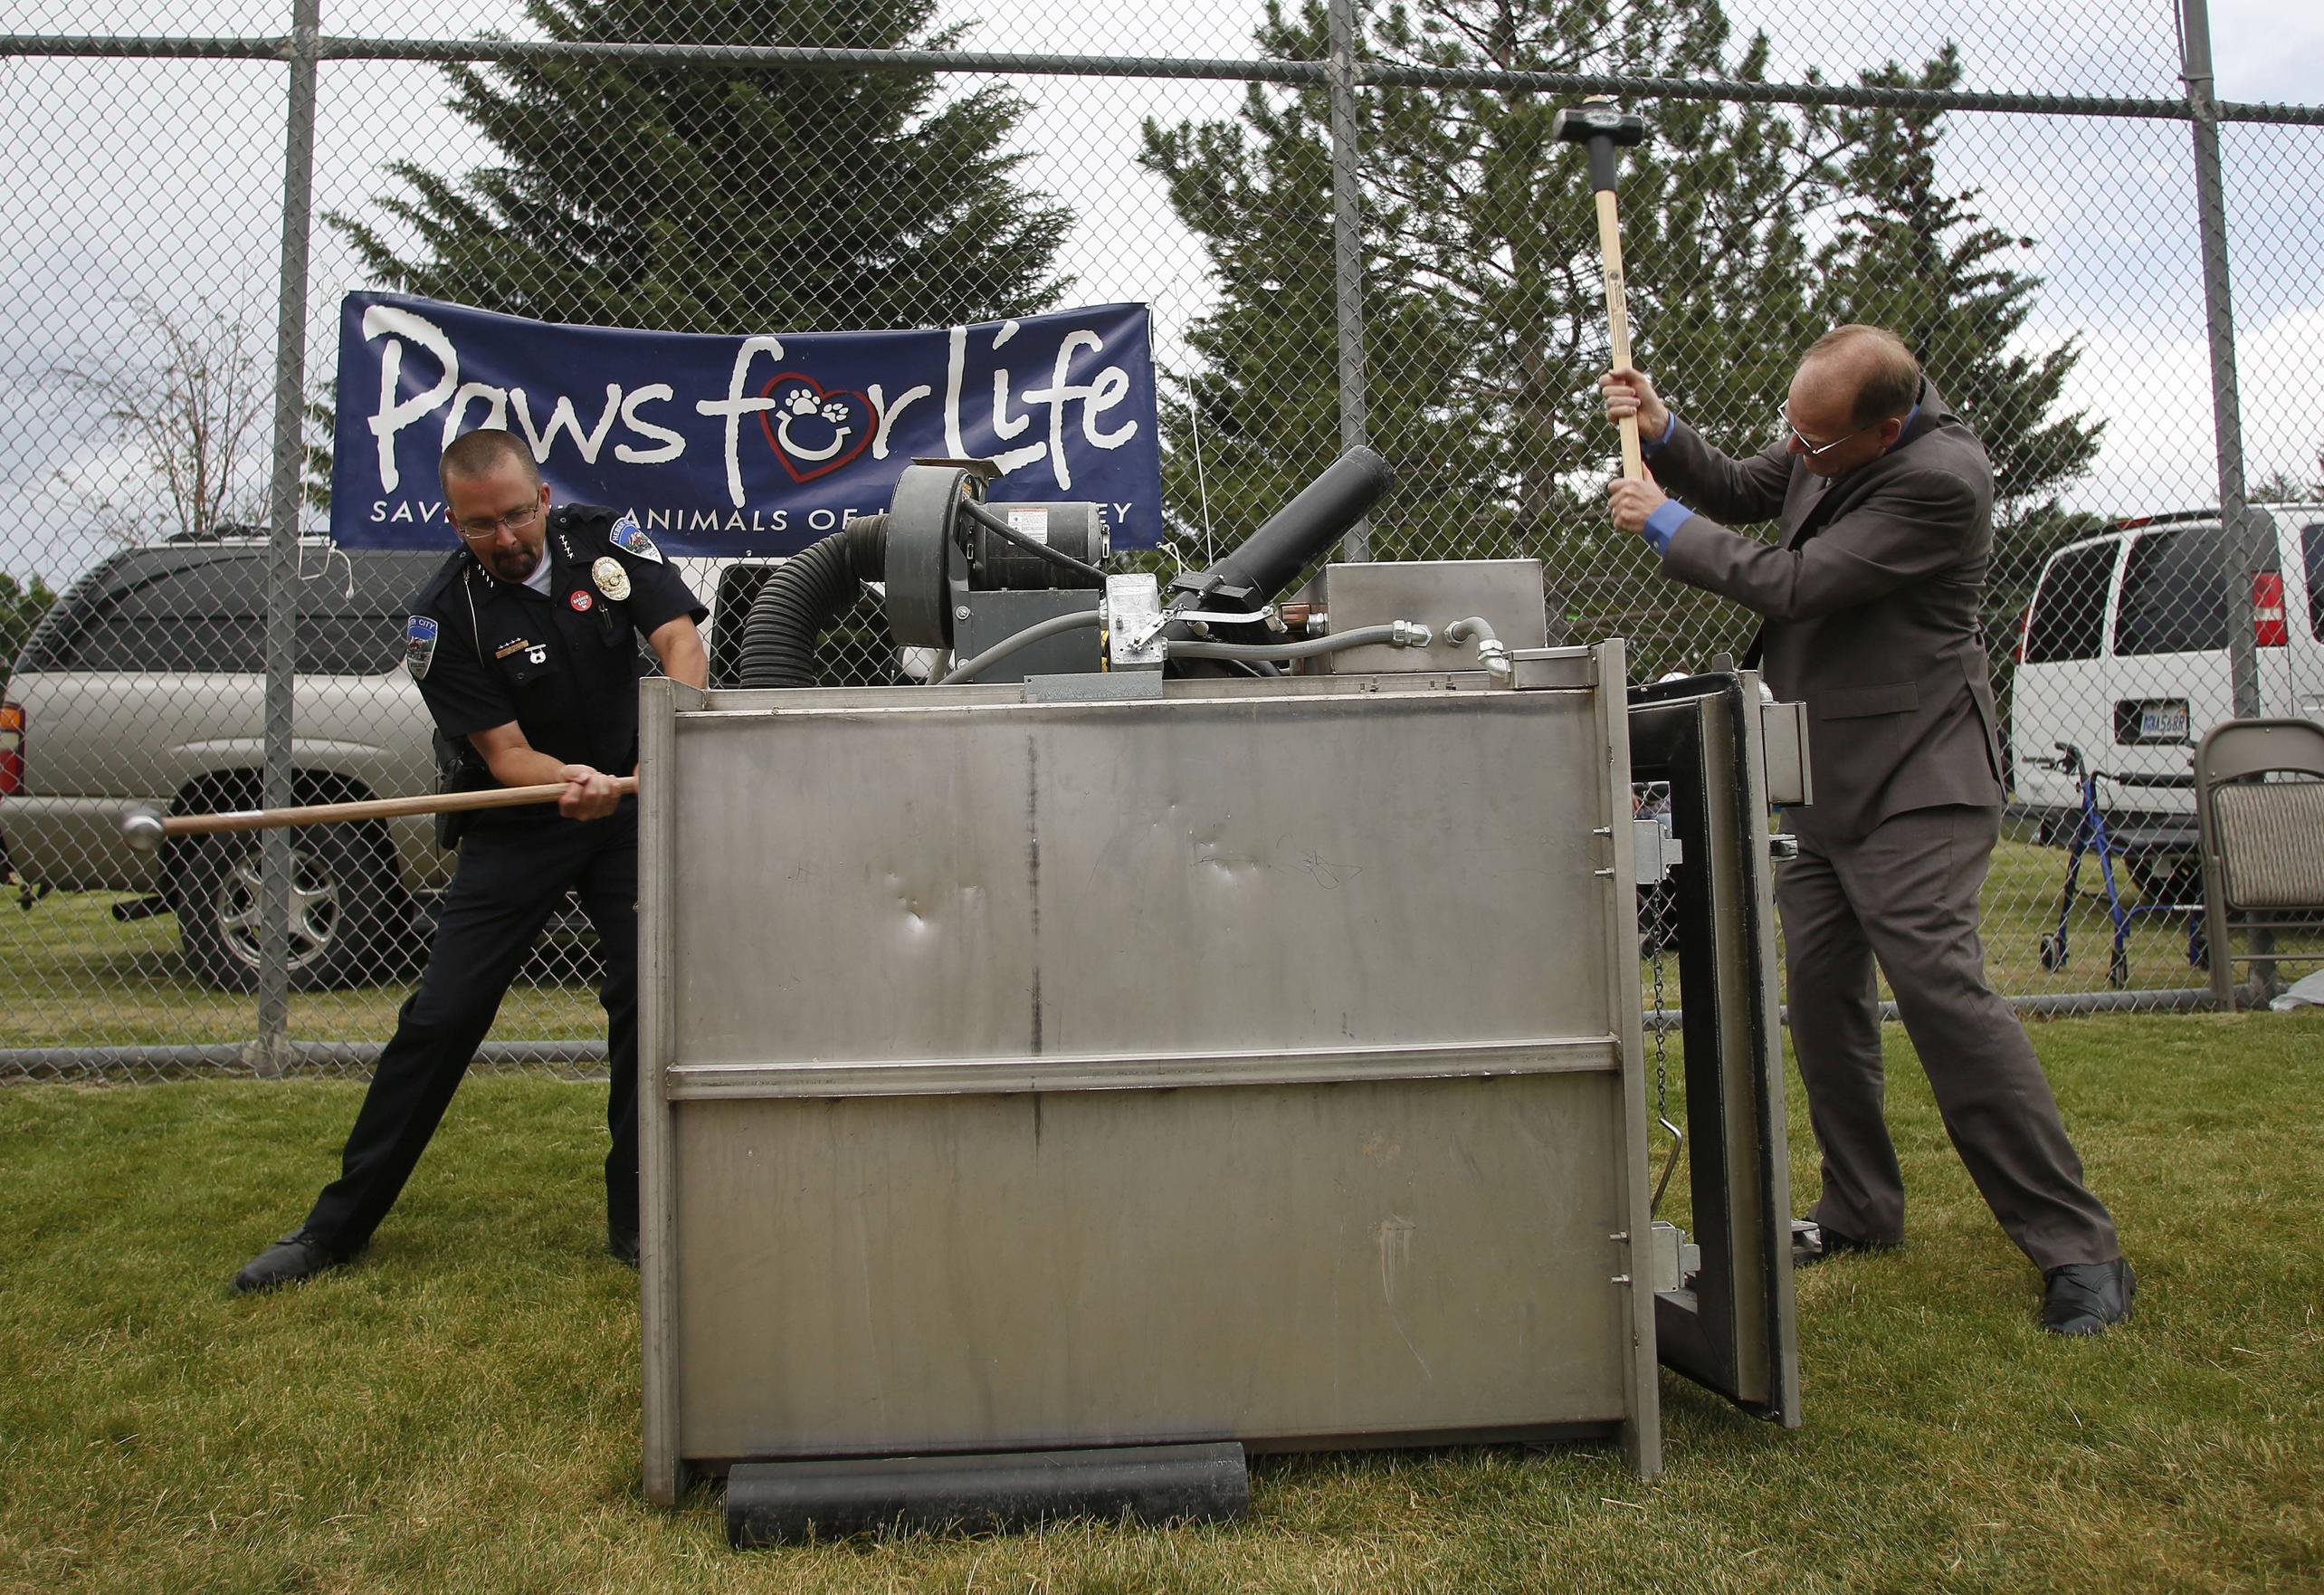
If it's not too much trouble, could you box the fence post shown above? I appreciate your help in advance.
[1326,0,1369,561]
[250,0,323,1075]
[2179,0,2263,721]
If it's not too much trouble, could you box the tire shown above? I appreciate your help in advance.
[2039,933,2065,971]
[175,824,410,991]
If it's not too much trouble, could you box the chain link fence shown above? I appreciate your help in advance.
[1,0,2319,1076]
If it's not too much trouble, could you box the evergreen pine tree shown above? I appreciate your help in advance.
[0,570,59,692]
[1146,12,2102,674]
[1810,46,2106,633]
[332,0,1071,333]
[1142,0,1834,664]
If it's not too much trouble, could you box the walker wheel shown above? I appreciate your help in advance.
[2109,948,2129,989]
[2039,933,2065,971]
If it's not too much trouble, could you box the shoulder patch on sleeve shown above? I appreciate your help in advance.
[405,615,440,681]
[608,514,663,564]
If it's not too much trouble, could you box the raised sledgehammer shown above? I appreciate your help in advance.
[1551,98,1651,480]
[118,777,639,854]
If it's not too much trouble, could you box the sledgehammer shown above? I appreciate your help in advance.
[118,778,639,854]
[1552,98,1651,480]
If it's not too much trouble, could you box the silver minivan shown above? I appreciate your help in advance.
[0,537,772,989]
[0,540,452,989]
[2009,503,2324,858]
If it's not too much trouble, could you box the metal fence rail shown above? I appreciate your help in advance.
[2,0,2319,1077]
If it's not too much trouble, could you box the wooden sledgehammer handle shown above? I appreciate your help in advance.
[148,776,639,840]
[1595,188,1643,482]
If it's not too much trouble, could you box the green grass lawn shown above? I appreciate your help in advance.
[3,1012,2319,1593]
[0,889,605,1053]
[14,836,2313,1059]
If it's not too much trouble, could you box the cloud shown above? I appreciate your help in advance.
[2054,304,2324,512]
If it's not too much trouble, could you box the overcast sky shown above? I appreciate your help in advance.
[0,0,2317,587]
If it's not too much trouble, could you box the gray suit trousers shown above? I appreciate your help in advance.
[1776,804,2120,1270]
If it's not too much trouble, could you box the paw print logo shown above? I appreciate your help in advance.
[757,372,880,483]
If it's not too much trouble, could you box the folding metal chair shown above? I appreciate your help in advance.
[2195,719,2324,1010]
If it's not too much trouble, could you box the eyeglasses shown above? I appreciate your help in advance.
[1777,408,1881,461]
[453,501,542,541]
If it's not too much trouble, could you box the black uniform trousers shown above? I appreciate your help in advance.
[1777,802,2120,1270]
[303,802,641,1255]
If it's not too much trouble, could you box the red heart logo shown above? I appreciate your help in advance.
[757,372,878,484]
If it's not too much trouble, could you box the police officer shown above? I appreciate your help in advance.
[233,428,707,1292]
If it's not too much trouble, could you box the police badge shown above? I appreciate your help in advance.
[592,556,632,602]
[608,515,663,563]
[405,616,439,680]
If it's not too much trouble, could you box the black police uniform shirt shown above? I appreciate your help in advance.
[401,506,706,827]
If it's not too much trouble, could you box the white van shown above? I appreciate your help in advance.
[2009,503,2324,858]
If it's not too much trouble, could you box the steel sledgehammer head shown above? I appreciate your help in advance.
[1551,100,1649,192]
[119,807,167,854]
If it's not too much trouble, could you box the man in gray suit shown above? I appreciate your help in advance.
[1601,324,2133,1335]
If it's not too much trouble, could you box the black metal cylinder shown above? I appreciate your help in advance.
[725,1442,1249,1545]
[970,501,1107,590]
[1205,445,1392,606]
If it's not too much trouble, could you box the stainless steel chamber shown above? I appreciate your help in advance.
[636,568,1800,1507]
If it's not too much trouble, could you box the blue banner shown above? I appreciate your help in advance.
[330,293,1162,557]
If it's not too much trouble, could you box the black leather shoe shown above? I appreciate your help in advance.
[232,1230,344,1294]
[1791,1218,1900,1266]
[607,1227,639,1269]
[2042,1259,2135,1335]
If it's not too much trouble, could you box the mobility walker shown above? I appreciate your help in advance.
[2034,741,2205,989]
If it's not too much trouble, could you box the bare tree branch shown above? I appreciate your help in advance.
[45,297,271,543]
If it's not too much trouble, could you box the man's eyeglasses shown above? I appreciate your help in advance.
[453,501,543,541]
[1777,409,1877,460]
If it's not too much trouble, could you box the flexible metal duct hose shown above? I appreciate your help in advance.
[734,514,890,689]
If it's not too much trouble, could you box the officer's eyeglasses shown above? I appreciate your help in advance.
[453,501,543,541]
[1776,408,1876,460]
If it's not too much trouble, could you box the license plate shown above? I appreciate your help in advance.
[2138,702,2190,741]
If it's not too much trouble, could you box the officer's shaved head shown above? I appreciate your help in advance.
[1797,326,1923,429]
[439,428,540,497]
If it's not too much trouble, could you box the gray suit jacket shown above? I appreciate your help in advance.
[1651,383,2006,840]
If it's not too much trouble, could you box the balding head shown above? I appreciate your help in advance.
[439,427,539,499]
[1796,325,1923,429]
[1781,326,1925,478]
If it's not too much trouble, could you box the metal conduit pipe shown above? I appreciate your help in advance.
[734,513,890,689]
[939,610,1105,684]
[1166,625,1413,664]
[1445,616,1513,680]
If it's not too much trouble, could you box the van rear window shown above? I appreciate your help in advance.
[2022,541,2115,663]
[2117,525,2232,656]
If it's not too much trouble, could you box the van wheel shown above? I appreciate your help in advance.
[176,826,409,991]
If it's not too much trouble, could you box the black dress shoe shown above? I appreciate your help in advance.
[2042,1259,2135,1335]
[607,1227,639,1269]
[1790,1218,1900,1266]
[232,1230,345,1294]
